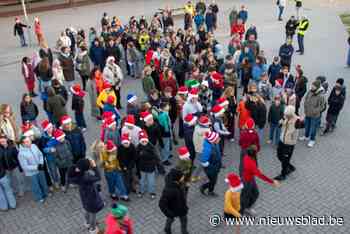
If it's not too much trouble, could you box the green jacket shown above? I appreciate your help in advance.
[158,111,171,135]
[142,75,155,96]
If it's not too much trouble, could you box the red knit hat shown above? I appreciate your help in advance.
[106,95,115,105]
[177,146,190,160]
[177,86,188,95]
[124,115,135,127]
[103,81,112,90]
[60,115,72,126]
[225,172,243,192]
[245,118,255,129]
[41,119,53,132]
[188,88,199,99]
[184,114,197,126]
[216,97,229,107]
[53,129,65,141]
[205,131,219,143]
[121,133,131,145]
[140,111,153,122]
[138,130,149,143]
[106,140,117,152]
[198,115,210,126]
[211,105,225,117]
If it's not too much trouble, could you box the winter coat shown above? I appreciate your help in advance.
[103,63,124,88]
[200,140,222,176]
[238,10,248,23]
[224,69,238,88]
[96,89,117,108]
[121,126,142,146]
[142,75,156,96]
[103,128,120,146]
[100,149,121,172]
[105,45,121,63]
[205,12,215,29]
[245,27,257,41]
[34,65,53,82]
[0,117,18,142]
[245,100,267,129]
[268,103,285,124]
[0,142,20,175]
[327,89,345,115]
[252,64,267,82]
[144,123,164,147]
[46,94,67,124]
[304,88,327,118]
[279,44,294,64]
[239,129,260,151]
[280,116,304,145]
[68,167,104,214]
[53,85,69,102]
[158,111,172,137]
[194,14,205,28]
[86,79,100,118]
[72,94,84,114]
[53,140,74,168]
[237,100,251,129]
[14,22,27,36]
[89,44,105,68]
[159,76,177,96]
[286,19,298,36]
[58,53,75,82]
[22,63,35,90]
[242,40,260,57]
[258,80,272,100]
[20,102,39,122]
[75,52,90,77]
[118,144,137,170]
[64,127,86,162]
[18,144,43,177]
[282,93,296,106]
[105,213,134,234]
[294,76,308,99]
[268,63,282,86]
[136,143,160,172]
[159,170,188,218]
[193,125,210,154]
[231,23,245,39]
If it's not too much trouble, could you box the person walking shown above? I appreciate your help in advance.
[347,36,350,67]
[21,57,37,97]
[285,16,298,40]
[14,17,28,47]
[33,17,44,46]
[296,16,309,55]
[295,0,303,19]
[277,0,286,21]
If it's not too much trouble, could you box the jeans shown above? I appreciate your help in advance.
[278,6,284,19]
[347,47,350,66]
[128,62,135,77]
[297,34,304,53]
[257,127,264,145]
[40,80,52,93]
[0,175,17,210]
[269,123,281,145]
[58,167,68,186]
[160,137,171,162]
[122,167,135,193]
[139,171,155,194]
[165,215,188,234]
[30,172,48,201]
[47,159,59,184]
[8,168,25,196]
[192,154,203,177]
[104,170,128,196]
[75,112,87,128]
[304,116,321,141]
[85,211,97,230]
[19,34,27,47]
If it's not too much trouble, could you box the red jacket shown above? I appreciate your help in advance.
[105,213,134,234]
[239,128,260,152]
[231,23,245,39]
[242,155,274,184]
[159,74,178,96]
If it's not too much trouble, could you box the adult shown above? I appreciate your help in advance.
[300,80,326,147]
[103,56,124,109]
[229,6,238,26]
[277,66,295,89]
[0,105,18,143]
[279,38,294,68]
[75,45,90,91]
[34,57,53,93]
[196,0,207,16]
[347,36,350,67]
[182,88,203,118]
[33,17,44,46]
[285,16,298,40]
[86,70,100,119]
[296,16,309,55]
[58,46,75,86]
[21,57,37,97]
[89,38,105,70]
[274,105,304,181]
[294,66,308,115]
[268,56,282,87]
[13,17,28,47]
[277,0,286,21]
[295,0,303,19]
[238,5,248,24]
[45,87,67,127]
[105,38,121,65]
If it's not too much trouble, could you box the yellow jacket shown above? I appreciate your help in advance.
[224,190,241,218]
[297,19,309,36]
[184,4,195,17]
[96,89,116,108]
[99,149,121,172]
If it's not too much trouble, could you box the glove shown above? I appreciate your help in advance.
[37,164,44,171]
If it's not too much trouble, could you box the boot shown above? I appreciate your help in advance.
[30,91,38,97]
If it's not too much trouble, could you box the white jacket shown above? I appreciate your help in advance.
[103,63,124,88]
[121,125,142,146]
[193,125,210,153]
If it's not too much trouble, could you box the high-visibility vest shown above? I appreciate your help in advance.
[297,19,309,36]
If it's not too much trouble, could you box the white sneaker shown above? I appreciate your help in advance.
[69,184,77,188]
[61,186,67,192]
[266,140,272,144]
[307,141,315,148]
[230,138,235,142]
[38,199,45,203]
[84,222,90,229]
[54,183,60,189]
[49,186,54,192]
[89,227,99,234]
[299,136,306,141]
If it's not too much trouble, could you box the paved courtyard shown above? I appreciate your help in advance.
[0,0,350,233]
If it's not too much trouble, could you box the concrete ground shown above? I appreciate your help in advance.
[0,0,350,233]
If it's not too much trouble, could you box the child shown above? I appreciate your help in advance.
[158,102,172,166]
[71,84,87,131]
[103,95,121,125]
[210,71,224,104]
[323,85,345,134]
[258,73,272,101]
[20,93,39,124]
[100,140,129,201]
[267,96,284,145]
[21,57,37,97]
[52,129,74,192]
[105,204,134,234]
[224,172,243,234]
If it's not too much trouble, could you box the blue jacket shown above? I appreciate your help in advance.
[200,140,221,176]
[268,63,282,86]
[194,14,204,28]
[39,133,58,162]
[239,50,255,64]
[252,64,267,82]
[89,44,105,68]
[205,12,215,28]
[18,144,44,176]
[238,10,248,23]
[64,127,86,162]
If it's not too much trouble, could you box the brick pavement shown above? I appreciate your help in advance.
[0,0,350,233]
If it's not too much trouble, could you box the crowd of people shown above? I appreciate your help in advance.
[2,1,347,234]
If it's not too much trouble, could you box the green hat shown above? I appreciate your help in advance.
[111,204,128,219]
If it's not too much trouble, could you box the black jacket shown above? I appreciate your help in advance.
[295,76,308,99]
[285,19,298,35]
[0,142,21,176]
[159,169,188,218]
[118,144,137,169]
[144,122,164,148]
[327,89,345,115]
[104,45,121,63]
[71,94,84,114]
[64,127,86,162]
[246,100,267,129]
[20,102,39,122]
[136,143,160,172]
[14,23,27,36]
[53,85,69,102]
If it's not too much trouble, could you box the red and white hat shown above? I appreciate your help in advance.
[121,133,131,145]
[211,72,223,82]
[216,97,229,107]
[22,124,34,137]
[41,119,53,132]
[177,146,190,160]
[177,86,188,95]
[205,131,219,143]
[140,111,153,122]
[245,118,255,129]
[124,115,135,127]
[275,79,283,87]
[105,117,116,128]
[102,111,116,123]
[184,114,197,126]
[53,129,65,141]
[225,172,243,192]
[198,115,210,126]
[188,88,199,99]
[70,83,85,97]
[106,140,117,152]
[211,105,225,117]
[138,130,149,143]
[60,115,72,126]
[103,81,112,90]
[106,95,115,105]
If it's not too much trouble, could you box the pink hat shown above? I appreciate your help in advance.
[205,131,219,143]
[41,119,53,132]
[225,172,243,192]
[177,146,190,160]
[140,111,153,122]
[184,114,197,126]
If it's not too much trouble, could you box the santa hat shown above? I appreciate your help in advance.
[201,80,209,88]
[102,111,116,123]
[106,95,115,105]
[184,114,197,126]
[211,72,223,82]
[205,131,219,143]
[211,105,225,117]
[124,115,135,127]
[275,79,283,87]
[177,146,190,160]
[140,111,153,122]
[103,81,112,90]
[106,140,117,152]
[105,117,116,128]
[127,93,137,104]
[138,130,149,143]
[22,124,34,137]
[177,86,188,95]
[60,115,72,126]
[188,88,199,99]
[53,129,65,141]
[41,119,53,132]
[70,84,81,95]
[216,97,229,107]
[225,172,243,192]
[245,118,255,129]
[198,115,210,127]
[121,133,131,145]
